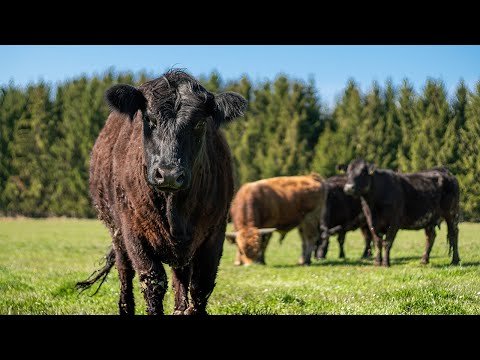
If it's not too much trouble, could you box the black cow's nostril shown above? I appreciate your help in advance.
[175,172,185,186]
[153,167,186,190]
[154,168,164,184]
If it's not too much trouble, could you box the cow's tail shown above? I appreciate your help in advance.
[75,246,116,295]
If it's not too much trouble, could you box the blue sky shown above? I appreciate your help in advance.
[1,45,479,108]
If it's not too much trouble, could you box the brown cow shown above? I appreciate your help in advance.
[226,173,328,266]
[76,69,247,315]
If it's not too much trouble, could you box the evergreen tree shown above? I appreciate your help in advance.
[396,79,417,172]
[1,72,479,220]
[0,84,27,214]
[222,75,253,189]
[3,83,53,216]
[410,79,450,171]
[312,79,363,176]
[200,71,223,93]
[311,121,346,176]
[438,80,467,176]
[232,81,270,186]
[356,81,385,164]
[47,77,93,217]
[355,80,401,170]
[379,80,401,170]
[458,81,480,221]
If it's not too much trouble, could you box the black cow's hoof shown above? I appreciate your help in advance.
[184,306,207,315]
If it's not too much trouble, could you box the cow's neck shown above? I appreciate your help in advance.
[363,173,377,206]
[152,191,193,239]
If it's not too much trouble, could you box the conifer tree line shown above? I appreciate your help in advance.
[1,70,479,220]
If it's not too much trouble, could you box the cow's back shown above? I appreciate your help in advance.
[398,169,459,229]
[231,175,325,232]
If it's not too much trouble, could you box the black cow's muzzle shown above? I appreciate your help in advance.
[343,183,355,195]
[152,166,187,191]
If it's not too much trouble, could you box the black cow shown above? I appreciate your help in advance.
[316,175,372,260]
[340,159,460,267]
[76,69,247,315]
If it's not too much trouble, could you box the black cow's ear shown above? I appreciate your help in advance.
[336,164,347,172]
[213,92,248,126]
[368,164,376,175]
[105,84,147,120]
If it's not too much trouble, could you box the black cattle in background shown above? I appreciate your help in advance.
[316,175,372,260]
[340,159,460,267]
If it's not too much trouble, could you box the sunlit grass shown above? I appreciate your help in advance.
[1,218,479,315]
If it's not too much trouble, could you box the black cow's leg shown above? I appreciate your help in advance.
[382,225,398,267]
[113,238,135,315]
[360,200,382,265]
[373,232,383,266]
[171,264,193,315]
[421,226,436,265]
[186,233,224,315]
[138,268,167,315]
[446,214,460,265]
[361,226,373,259]
[316,236,329,260]
[123,230,167,315]
[258,233,272,265]
[338,232,346,259]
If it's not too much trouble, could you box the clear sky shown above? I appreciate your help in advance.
[1,45,479,108]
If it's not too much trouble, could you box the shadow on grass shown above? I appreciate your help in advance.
[430,261,480,268]
[271,258,373,268]
[390,256,425,265]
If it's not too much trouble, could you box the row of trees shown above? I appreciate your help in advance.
[1,70,479,220]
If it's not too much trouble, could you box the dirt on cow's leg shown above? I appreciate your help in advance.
[123,230,168,315]
[171,264,193,315]
[139,269,168,315]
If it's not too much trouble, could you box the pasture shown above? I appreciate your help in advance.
[1,218,479,315]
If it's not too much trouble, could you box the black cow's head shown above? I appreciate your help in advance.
[105,69,247,192]
[340,159,376,196]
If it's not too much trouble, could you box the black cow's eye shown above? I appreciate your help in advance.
[149,120,156,129]
[144,114,156,129]
[194,120,206,131]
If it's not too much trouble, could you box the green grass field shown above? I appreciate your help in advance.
[1,218,479,315]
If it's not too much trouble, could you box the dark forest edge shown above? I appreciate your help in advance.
[1,69,479,220]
